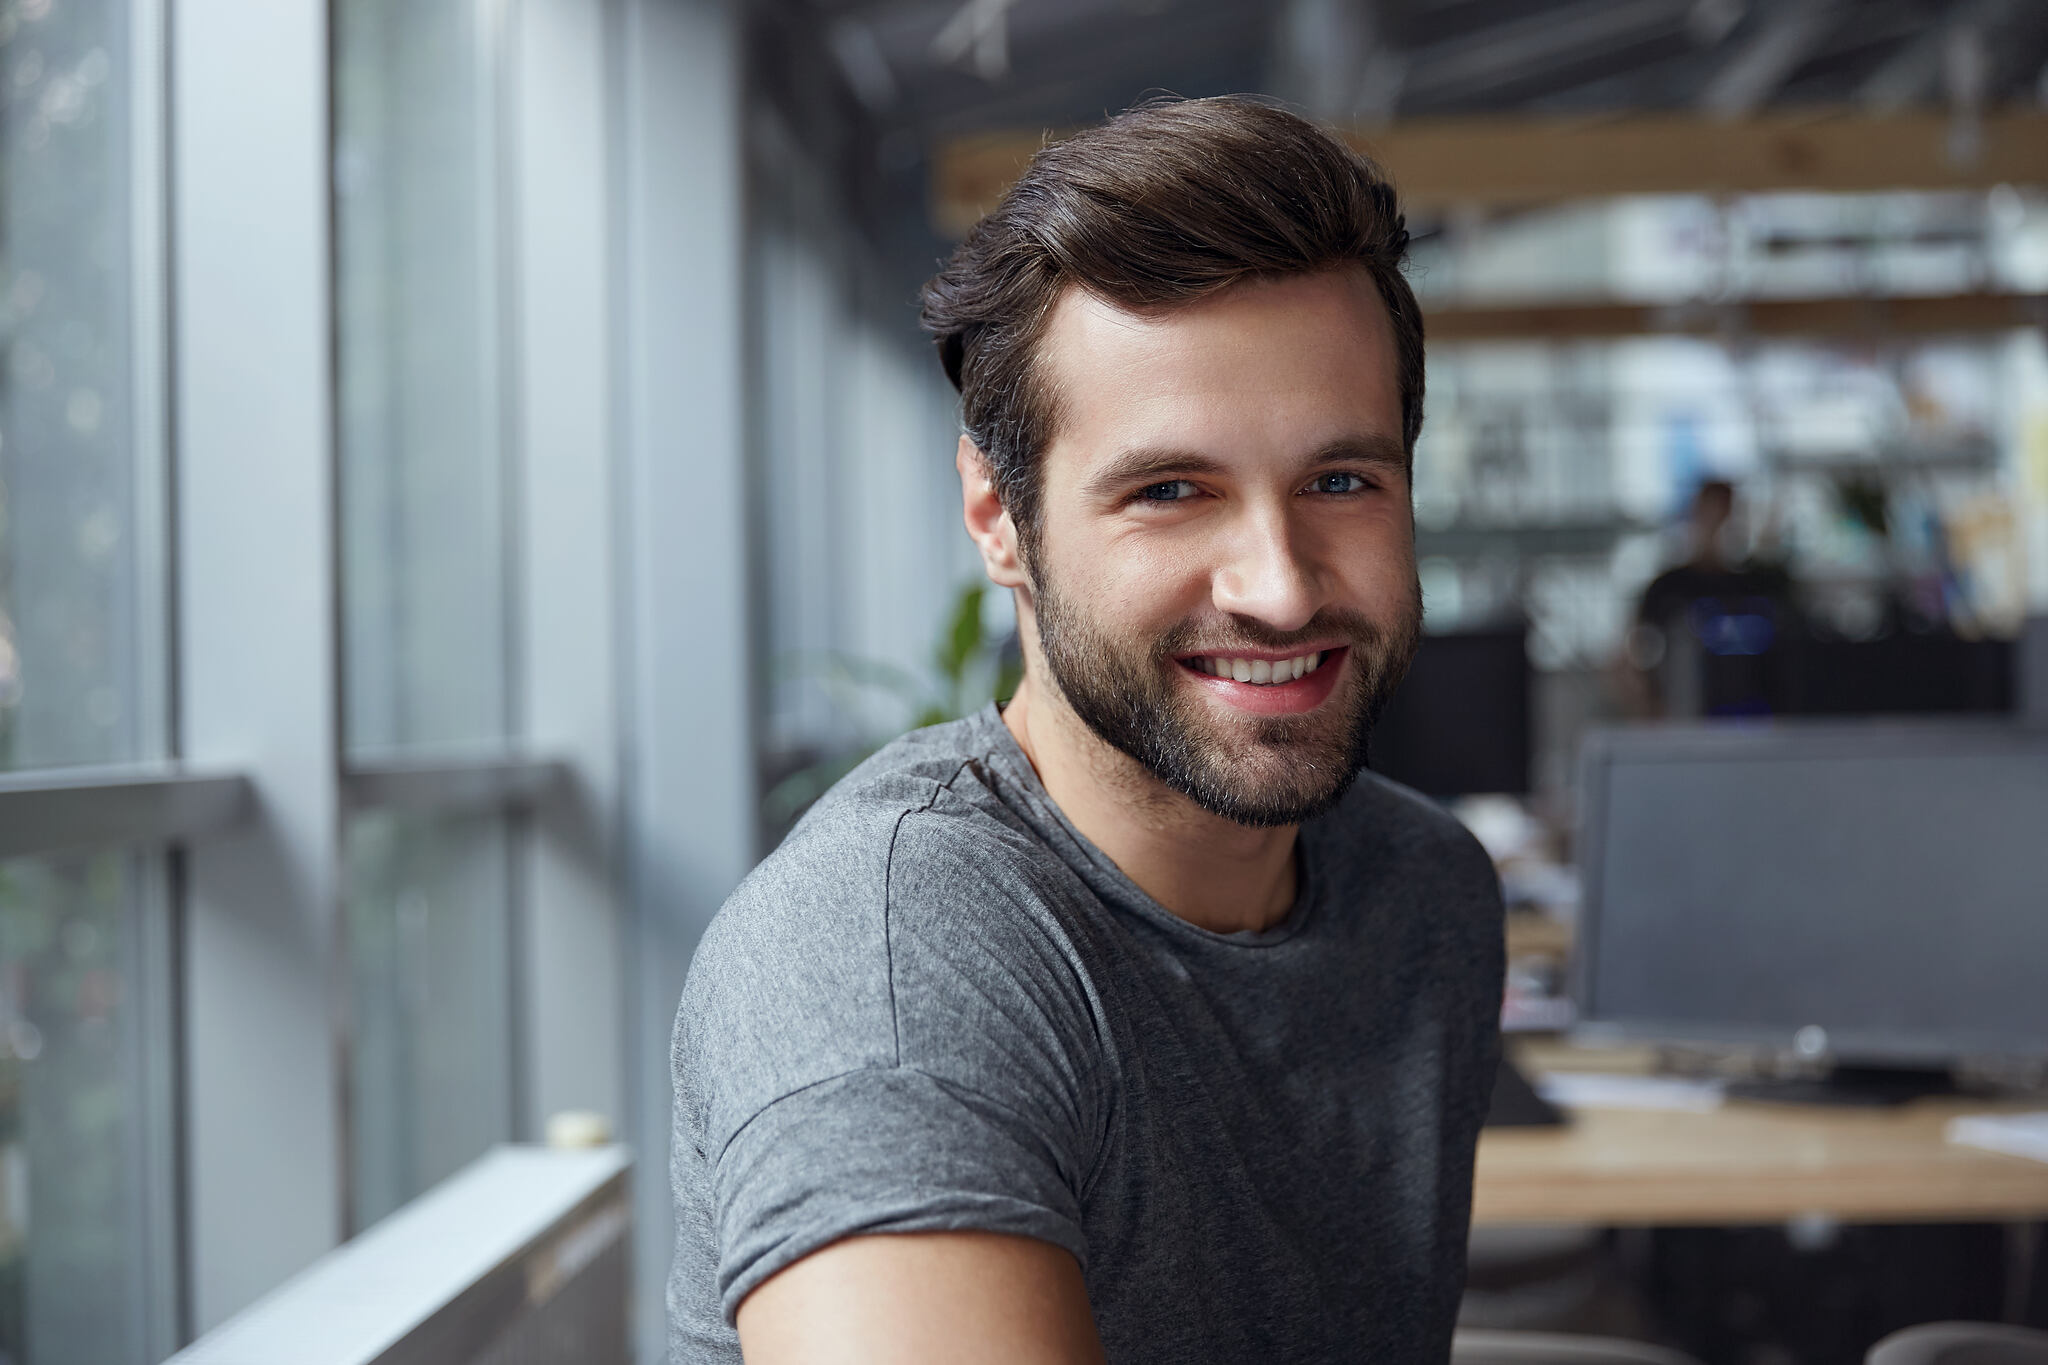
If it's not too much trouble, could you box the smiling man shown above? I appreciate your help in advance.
[669,97,1504,1364]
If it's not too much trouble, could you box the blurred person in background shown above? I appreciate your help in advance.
[1624,478,1798,717]
[669,97,1503,1364]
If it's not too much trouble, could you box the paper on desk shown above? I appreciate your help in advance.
[1946,1112,2048,1164]
[1536,1072,1726,1113]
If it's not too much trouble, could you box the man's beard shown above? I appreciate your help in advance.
[1031,571,1423,828]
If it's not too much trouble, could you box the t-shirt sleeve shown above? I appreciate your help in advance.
[710,1065,1089,1322]
[677,796,1109,1327]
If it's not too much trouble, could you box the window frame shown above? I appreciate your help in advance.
[6,0,752,1357]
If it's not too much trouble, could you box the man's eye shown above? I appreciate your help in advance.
[1139,480,1199,502]
[1311,472,1372,495]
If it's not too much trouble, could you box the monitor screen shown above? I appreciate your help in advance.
[1575,722,2048,1064]
[1368,627,1530,797]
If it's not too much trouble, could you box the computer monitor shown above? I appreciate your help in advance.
[1781,633,2013,717]
[1368,626,1530,797]
[1573,721,2048,1076]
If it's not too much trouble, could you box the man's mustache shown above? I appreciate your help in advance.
[1154,609,1397,659]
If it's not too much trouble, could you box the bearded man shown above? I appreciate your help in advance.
[669,96,1504,1364]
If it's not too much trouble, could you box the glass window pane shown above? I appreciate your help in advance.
[345,809,515,1230]
[0,0,160,771]
[0,851,174,1364]
[335,0,510,757]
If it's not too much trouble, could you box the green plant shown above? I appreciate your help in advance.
[762,580,1021,828]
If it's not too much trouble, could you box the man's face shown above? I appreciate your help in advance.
[1023,269,1422,827]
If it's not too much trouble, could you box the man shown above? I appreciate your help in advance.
[1628,479,1798,716]
[670,97,1503,1363]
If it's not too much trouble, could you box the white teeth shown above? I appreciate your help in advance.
[1193,651,1329,685]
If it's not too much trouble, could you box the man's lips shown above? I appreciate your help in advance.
[1173,645,1349,717]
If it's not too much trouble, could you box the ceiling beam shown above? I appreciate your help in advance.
[1424,291,2048,343]
[930,107,2048,236]
[1405,0,1691,104]
[1858,0,2017,113]
[1697,0,1840,119]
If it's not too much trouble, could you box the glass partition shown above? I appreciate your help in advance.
[0,851,173,1363]
[334,0,520,1231]
[344,808,515,1231]
[0,5,175,1360]
[335,0,511,758]
[0,0,160,772]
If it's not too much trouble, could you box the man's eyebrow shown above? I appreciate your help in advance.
[1081,447,1229,501]
[1306,435,1409,472]
[1083,435,1410,501]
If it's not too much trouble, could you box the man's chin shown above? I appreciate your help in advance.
[1128,675,1367,825]
[1161,727,1365,826]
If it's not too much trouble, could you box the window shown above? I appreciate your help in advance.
[334,0,521,1233]
[344,809,514,1228]
[0,853,174,1364]
[335,0,511,757]
[0,1,177,1359]
[0,0,161,773]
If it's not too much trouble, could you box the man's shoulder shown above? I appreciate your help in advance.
[1320,773,1504,1022]
[1336,765,1484,847]
[676,714,1100,1149]
[1324,768,1502,903]
[737,714,1044,912]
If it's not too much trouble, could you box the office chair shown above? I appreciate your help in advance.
[1451,1329,1705,1365]
[1866,1323,2048,1365]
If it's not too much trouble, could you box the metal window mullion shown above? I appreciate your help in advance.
[128,0,182,1349]
[511,0,629,1163]
[172,0,346,1332]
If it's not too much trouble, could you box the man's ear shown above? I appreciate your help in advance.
[957,436,1028,589]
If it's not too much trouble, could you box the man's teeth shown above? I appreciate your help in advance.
[1193,651,1325,684]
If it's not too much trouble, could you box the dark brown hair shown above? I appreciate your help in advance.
[920,95,1424,549]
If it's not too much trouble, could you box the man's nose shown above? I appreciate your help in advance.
[1210,506,1322,634]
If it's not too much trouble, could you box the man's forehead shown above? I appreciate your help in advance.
[1034,269,1403,458]
[1042,269,1390,358]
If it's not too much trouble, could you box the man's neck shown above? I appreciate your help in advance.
[999,676,1299,935]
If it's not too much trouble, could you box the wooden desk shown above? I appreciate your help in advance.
[1473,1045,2048,1226]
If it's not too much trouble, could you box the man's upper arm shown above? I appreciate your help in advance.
[735,1230,1106,1365]
[677,805,1106,1332]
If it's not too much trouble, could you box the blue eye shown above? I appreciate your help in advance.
[1312,472,1371,495]
[1139,480,1199,502]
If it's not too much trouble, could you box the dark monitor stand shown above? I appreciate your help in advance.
[1724,1061,1962,1108]
[1485,1054,1566,1128]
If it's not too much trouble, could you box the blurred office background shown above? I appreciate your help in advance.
[0,0,2045,1362]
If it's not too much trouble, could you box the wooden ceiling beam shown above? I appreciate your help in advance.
[1423,291,2048,342]
[931,107,2048,237]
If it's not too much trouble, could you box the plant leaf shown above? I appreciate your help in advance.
[936,581,985,685]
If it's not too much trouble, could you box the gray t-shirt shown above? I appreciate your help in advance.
[669,706,1503,1363]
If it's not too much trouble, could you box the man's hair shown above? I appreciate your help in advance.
[1694,478,1735,511]
[919,95,1424,551]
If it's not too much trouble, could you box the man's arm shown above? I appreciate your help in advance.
[735,1231,1107,1365]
